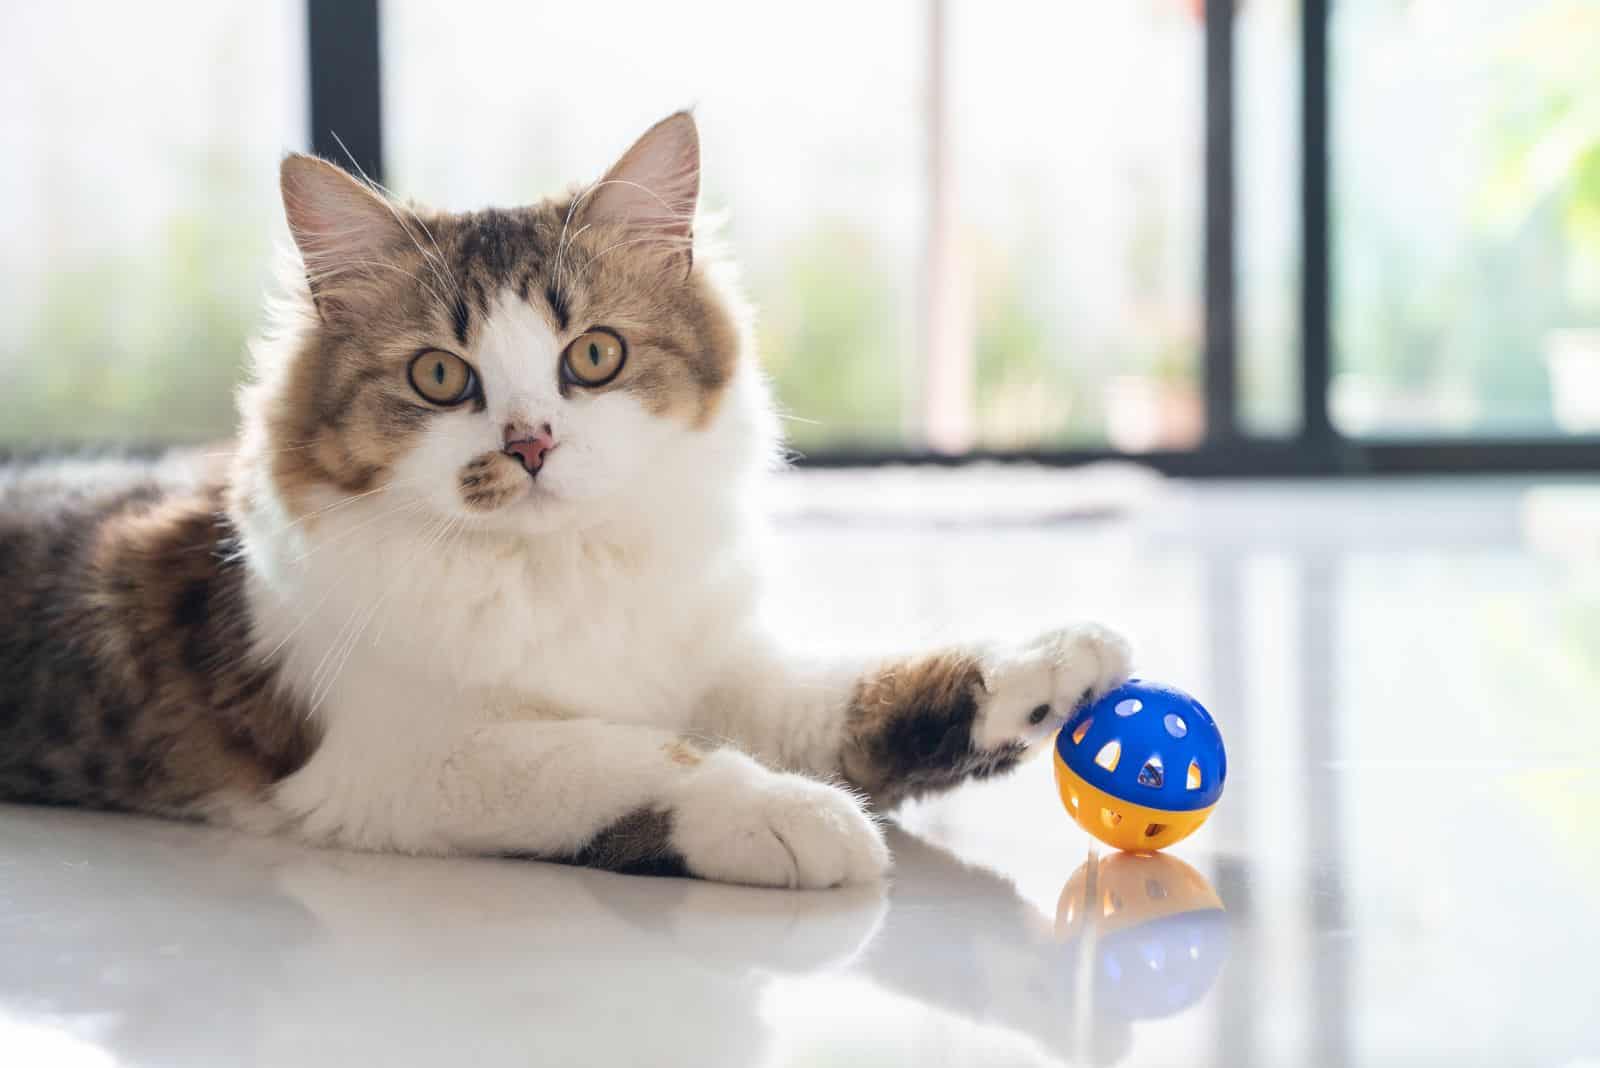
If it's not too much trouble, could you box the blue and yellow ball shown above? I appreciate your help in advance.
[1053,680,1226,852]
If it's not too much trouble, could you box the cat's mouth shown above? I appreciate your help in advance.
[458,451,546,513]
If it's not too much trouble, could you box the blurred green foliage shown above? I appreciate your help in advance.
[5,1,1598,451]
[755,223,903,451]
[3,153,268,444]
[973,244,1078,449]
[1334,0,1600,435]
[1483,0,1600,309]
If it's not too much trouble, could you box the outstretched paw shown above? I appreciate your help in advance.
[838,625,1133,809]
[972,623,1133,753]
[671,750,889,890]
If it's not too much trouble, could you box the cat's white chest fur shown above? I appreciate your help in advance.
[248,492,757,734]
[243,484,764,849]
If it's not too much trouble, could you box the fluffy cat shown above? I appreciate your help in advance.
[0,113,1131,888]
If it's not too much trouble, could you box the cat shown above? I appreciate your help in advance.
[0,112,1131,888]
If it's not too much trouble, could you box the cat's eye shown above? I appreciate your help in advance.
[408,349,479,406]
[561,329,627,388]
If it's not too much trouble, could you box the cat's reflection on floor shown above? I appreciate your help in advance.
[0,808,1227,1067]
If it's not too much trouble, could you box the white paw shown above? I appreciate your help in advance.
[671,750,890,890]
[972,623,1133,752]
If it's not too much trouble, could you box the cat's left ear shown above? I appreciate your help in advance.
[280,154,413,316]
[583,111,700,276]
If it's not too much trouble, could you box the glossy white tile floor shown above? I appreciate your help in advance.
[4,475,1599,1067]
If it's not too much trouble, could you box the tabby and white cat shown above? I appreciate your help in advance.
[0,113,1130,888]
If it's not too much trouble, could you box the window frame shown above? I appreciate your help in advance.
[307,0,1600,476]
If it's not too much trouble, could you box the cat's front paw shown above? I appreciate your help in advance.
[972,623,1133,753]
[671,749,889,890]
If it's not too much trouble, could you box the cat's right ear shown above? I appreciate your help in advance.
[280,154,409,312]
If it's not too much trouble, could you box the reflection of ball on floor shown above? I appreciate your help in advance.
[1054,852,1230,1022]
[1053,680,1226,852]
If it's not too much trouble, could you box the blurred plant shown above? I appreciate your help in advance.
[754,222,903,451]
[1327,0,1596,434]
[1482,0,1600,310]
[969,162,1203,450]
[3,150,269,444]
[971,231,1078,449]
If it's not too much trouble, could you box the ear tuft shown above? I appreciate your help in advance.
[583,111,701,252]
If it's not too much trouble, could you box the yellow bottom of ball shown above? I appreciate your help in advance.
[1054,752,1216,852]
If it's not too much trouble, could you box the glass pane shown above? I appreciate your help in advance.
[382,0,923,452]
[0,4,306,444]
[1332,0,1600,437]
[948,1,1205,452]
[1237,0,1302,437]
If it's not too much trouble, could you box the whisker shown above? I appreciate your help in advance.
[553,176,692,304]
[553,182,594,305]
[307,256,451,311]
[258,575,344,665]
[576,233,693,285]
[310,591,387,713]
[329,131,463,307]
[315,508,456,708]
[576,177,691,218]
[305,510,443,709]
[198,438,327,460]
[305,598,366,710]
[288,498,427,565]
[281,502,432,693]
[367,525,442,651]
[273,477,427,537]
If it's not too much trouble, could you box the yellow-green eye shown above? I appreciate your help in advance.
[562,329,626,388]
[408,350,478,405]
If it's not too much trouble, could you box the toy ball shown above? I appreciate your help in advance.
[1053,680,1226,852]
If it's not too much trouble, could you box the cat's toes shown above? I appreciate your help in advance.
[1040,622,1135,713]
[671,750,889,890]
[972,623,1133,752]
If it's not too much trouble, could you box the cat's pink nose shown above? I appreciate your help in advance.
[503,424,556,475]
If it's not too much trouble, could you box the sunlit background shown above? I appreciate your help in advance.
[2,7,1599,1064]
[5,1,1599,453]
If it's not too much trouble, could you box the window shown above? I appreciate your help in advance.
[0,3,305,443]
[383,0,924,452]
[1237,0,1302,437]
[6,0,1599,472]
[949,1,1206,453]
[1332,0,1600,437]
[384,0,1209,454]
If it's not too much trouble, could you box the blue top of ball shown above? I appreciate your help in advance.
[1056,680,1226,812]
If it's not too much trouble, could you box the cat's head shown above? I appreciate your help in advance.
[239,112,768,540]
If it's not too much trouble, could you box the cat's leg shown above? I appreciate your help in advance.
[698,624,1132,809]
[273,718,888,889]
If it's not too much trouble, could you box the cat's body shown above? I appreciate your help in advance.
[0,451,317,815]
[0,113,1131,887]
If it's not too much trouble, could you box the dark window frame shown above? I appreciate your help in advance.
[307,0,1600,476]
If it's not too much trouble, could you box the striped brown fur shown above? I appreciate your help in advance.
[251,136,740,525]
[841,651,1026,809]
[0,454,318,817]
